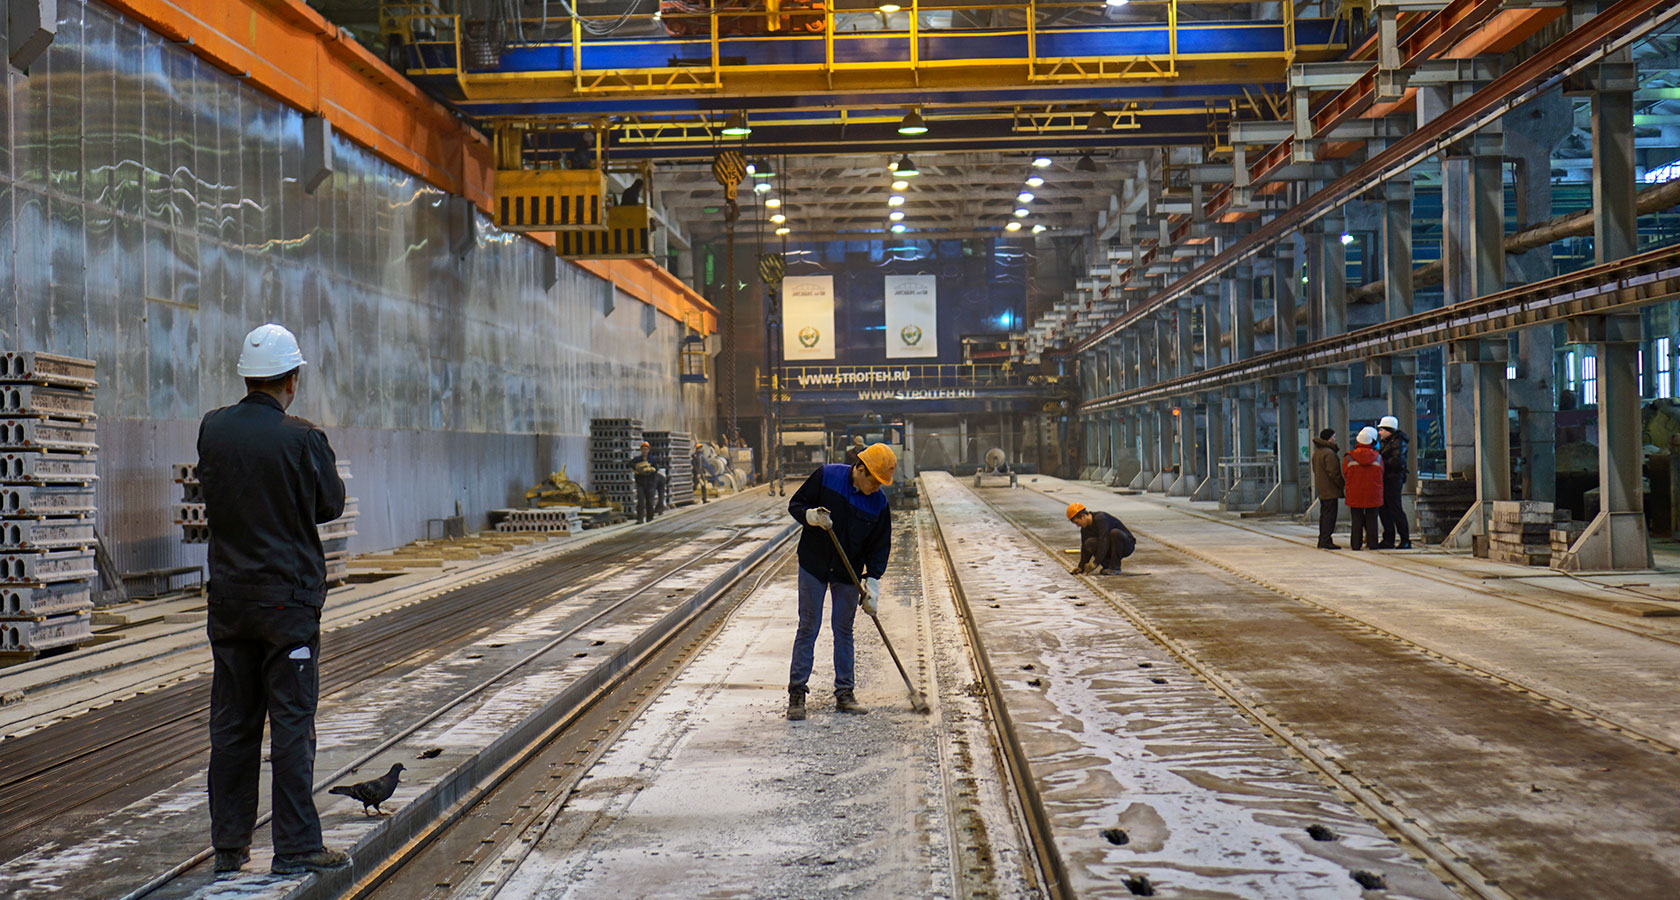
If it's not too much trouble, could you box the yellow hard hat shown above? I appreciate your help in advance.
[858,443,897,485]
[1066,502,1086,521]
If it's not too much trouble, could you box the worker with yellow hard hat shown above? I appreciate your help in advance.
[1066,502,1136,575]
[784,442,897,720]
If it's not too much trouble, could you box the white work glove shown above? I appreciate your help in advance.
[861,577,880,617]
[804,507,833,530]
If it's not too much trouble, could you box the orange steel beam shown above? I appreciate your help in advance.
[100,0,715,334]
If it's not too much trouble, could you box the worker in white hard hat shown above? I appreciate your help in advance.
[784,443,896,720]
[1374,415,1412,549]
[197,323,350,877]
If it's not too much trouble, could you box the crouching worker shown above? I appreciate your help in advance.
[1067,503,1135,575]
[785,443,897,721]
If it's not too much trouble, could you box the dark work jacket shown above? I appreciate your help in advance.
[1379,429,1409,483]
[198,392,346,607]
[1078,511,1135,571]
[788,464,891,583]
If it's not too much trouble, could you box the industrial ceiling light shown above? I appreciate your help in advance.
[1025,175,1044,187]
[1032,224,1048,234]
[889,210,905,221]
[775,226,791,236]
[721,111,751,137]
[888,194,906,206]
[765,198,783,210]
[1340,232,1354,245]
[1087,110,1113,132]
[891,179,909,191]
[1005,221,1023,232]
[751,158,775,179]
[897,109,929,136]
[753,181,772,194]
[1017,191,1035,203]
[1076,152,1098,172]
[745,160,756,176]
[1105,0,1129,7]
[879,3,901,11]
[893,155,920,176]
[771,213,787,224]
[1013,207,1029,217]
[1031,154,1053,168]
[890,223,907,233]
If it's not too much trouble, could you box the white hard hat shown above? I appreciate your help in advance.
[237,323,308,378]
[1357,426,1379,445]
[1378,415,1399,431]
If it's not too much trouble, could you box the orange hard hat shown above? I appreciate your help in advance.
[858,443,897,485]
[1066,502,1086,521]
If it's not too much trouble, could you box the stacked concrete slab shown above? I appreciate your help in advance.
[1416,478,1478,544]
[0,353,99,657]
[645,430,695,507]
[1550,519,1588,568]
[1488,501,1557,567]
[176,460,359,584]
[589,418,644,513]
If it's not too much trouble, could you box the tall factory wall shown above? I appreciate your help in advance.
[0,1,714,573]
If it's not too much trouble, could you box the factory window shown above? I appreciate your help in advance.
[1657,337,1673,399]
[1580,353,1598,406]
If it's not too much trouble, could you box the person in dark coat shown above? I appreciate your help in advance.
[1375,415,1412,549]
[1310,429,1346,550]
[630,441,660,523]
[1067,502,1136,574]
[198,324,349,876]
[785,443,897,719]
[1342,427,1385,552]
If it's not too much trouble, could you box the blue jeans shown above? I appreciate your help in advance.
[789,566,859,692]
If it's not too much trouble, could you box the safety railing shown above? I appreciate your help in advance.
[1216,454,1278,498]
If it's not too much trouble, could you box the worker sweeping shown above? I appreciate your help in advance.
[785,443,896,720]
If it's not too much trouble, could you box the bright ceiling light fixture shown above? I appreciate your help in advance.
[771,213,786,224]
[893,155,920,176]
[1087,110,1113,132]
[897,109,929,136]
[751,158,775,178]
[1031,154,1053,168]
[753,181,772,194]
[889,210,905,221]
[1032,224,1048,234]
[879,3,901,11]
[1013,207,1029,217]
[1025,175,1044,187]
[1017,191,1035,203]
[891,179,909,191]
[1076,152,1098,172]
[890,223,907,233]
[1106,0,1129,7]
[1005,221,1023,231]
[888,194,906,206]
[721,111,751,137]
[1340,232,1354,245]
[775,226,791,236]
[765,196,782,208]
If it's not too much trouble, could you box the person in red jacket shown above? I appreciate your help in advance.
[1342,426,1385,551]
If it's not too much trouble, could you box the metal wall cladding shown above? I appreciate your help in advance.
[0,1,716,572]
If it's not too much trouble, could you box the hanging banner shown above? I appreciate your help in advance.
[884,275,938,358]
[782,275,836,360]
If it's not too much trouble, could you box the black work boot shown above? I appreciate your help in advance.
[835,689,868,715]
[787,687,807,721]
[214,847,250,874]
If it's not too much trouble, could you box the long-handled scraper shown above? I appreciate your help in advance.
[823,525,931,714]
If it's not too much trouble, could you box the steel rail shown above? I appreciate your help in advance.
[1078,241,1680,411]
[1071,0,1680,355]
[119,522,780,900]
[926,496,1071,900]
[969,489,1520,900]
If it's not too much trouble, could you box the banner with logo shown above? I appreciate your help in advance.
[782,275,836,361]
[884,275,938,358]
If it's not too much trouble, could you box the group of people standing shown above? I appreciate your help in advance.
[1311,416,1412,552]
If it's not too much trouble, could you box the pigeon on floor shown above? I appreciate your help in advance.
[329,763,405,816]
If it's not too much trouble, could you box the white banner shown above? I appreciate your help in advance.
[783,275,836,360]
[883,275,938,358]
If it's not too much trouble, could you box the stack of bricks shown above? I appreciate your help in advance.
[1487,500,1554,567]
[589,418,643,513]
[176,459,359,585]
[1550,518,1588,568]
[0,353,99,658]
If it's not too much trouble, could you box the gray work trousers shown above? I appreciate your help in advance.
[207,599,324,856]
